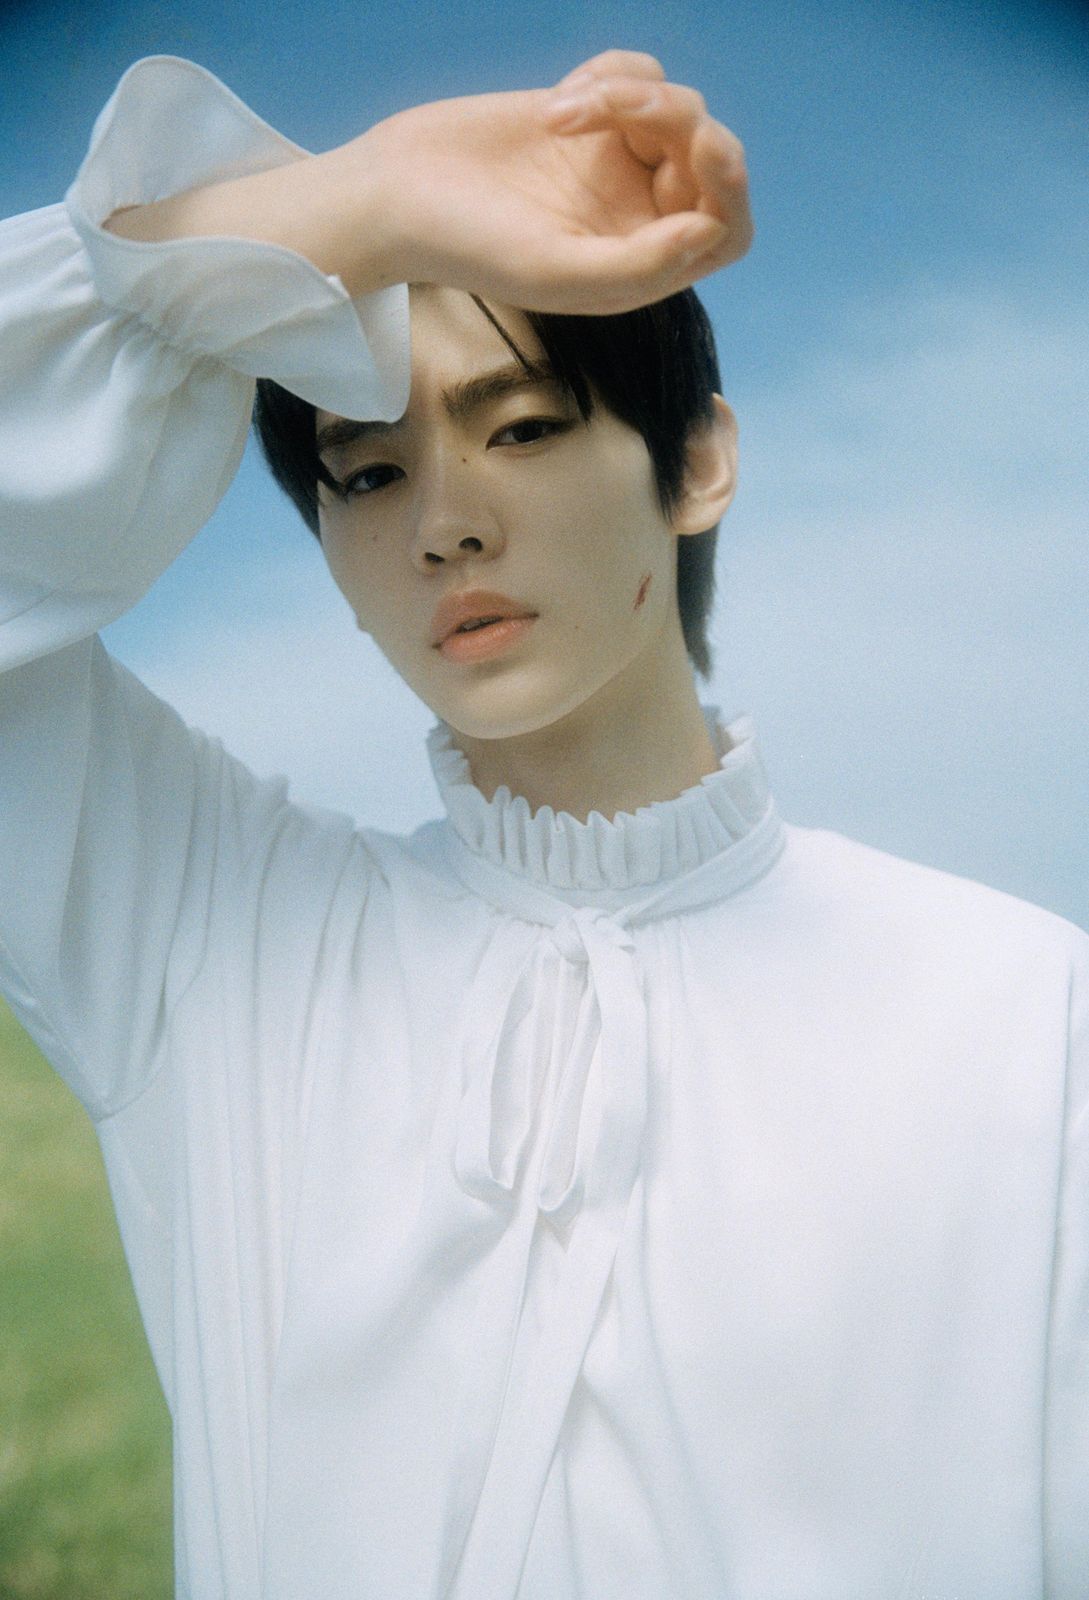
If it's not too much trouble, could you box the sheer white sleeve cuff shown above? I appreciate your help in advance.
[64,54,410,421]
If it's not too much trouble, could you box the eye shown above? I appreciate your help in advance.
[338,463,404,497]
[490,416,572,447]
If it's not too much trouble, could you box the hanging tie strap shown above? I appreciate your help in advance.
[453,905,645,1227]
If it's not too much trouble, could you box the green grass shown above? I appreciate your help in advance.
[0,1002,172,1600]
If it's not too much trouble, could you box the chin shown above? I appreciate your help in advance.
[428,670,603,745]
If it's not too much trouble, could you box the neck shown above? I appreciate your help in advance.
[450,626,722,824]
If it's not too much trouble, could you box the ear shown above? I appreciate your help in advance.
[668,395,738,536]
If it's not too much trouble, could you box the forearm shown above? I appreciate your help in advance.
[103,134,400,300]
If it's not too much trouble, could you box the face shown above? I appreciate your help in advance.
[316,286,700,744]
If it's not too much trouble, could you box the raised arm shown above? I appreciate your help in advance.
[0,55,408,1111]
[104,49,752,314]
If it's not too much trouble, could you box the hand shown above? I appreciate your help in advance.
[341,48,752,313]
[105,50,751,317]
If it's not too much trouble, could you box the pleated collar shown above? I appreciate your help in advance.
[424,704,775,897]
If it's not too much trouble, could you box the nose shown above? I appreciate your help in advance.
[410,448,506,571]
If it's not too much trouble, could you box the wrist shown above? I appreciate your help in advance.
[303,135,403,297]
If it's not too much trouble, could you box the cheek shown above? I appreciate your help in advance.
[320,518,383,600]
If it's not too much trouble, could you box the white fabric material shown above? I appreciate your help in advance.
[1,57,1087,1600]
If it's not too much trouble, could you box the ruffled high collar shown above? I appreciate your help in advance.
[424,704,775,896]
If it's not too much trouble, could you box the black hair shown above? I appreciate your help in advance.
[252,287,723,680]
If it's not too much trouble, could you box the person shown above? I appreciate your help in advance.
[0,45,1085,1600]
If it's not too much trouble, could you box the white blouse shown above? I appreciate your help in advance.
[1,57,1086,1600]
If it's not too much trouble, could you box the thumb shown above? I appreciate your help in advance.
[540,212,728,314]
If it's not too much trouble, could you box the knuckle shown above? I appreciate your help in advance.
[657,83,705,123]
[597,48,665,77]
[592,75,653,111]
[560,50,670,92]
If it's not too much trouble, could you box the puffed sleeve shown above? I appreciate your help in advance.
[0,56,409,1114]
[1,53,408,667]
[1043,930,1089,1595]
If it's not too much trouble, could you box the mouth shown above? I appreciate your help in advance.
[450,614,507,636]
[437,614,539,663]
[430,590,539,649]
[437,608,539,644]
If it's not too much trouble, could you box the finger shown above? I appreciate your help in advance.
[553,50,665,93]
[549,84,748,226]
[652,157,700,215]
[673,209,753,272]
[688,120,750,224]
[545,77,707,157]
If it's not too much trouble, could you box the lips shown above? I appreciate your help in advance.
[430,589,538,647]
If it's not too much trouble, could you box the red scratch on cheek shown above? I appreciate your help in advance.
[634,572,652,611]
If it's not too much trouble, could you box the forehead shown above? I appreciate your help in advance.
[408,284,542,362]
[314,287,550,442]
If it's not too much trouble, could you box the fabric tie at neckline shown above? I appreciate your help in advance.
[453,904,643,1224]
[443,804,786,1223]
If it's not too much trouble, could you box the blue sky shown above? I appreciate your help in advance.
[3,0,1087,925]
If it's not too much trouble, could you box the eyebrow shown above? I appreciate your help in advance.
[314,360,565,459]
